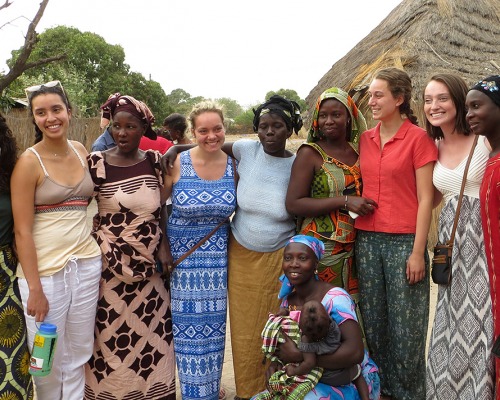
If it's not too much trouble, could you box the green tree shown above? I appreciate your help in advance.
[7,26,171,118]
[166,88,204,117]
[0,0,66,107]
[215,97,243,120]
[8,26,131,115]
[265,88,307,113]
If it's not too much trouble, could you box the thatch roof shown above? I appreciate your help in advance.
[305,0,500,128]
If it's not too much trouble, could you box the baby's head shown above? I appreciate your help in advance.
[299,300,330,342]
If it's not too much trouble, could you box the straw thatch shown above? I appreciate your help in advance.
[306,0,500,128]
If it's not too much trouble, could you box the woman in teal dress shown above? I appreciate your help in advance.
[0,113,33,399]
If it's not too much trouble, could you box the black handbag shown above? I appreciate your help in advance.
[431,135,478,285]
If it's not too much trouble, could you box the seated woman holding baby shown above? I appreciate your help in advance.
[252,235,380,400]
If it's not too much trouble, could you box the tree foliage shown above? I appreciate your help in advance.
[265,88,307,113]
[0,0,65,100]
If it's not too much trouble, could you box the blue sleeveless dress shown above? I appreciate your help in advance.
[168,151,237,400]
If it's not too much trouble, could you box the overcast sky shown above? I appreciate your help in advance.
[1,0,402,107]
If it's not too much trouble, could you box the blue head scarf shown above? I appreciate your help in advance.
[278,235,325,299]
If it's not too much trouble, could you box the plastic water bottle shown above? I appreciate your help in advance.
[29,323,58,376]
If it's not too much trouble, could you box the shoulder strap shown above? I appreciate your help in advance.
[27,147,49,177]
[68,140,86,168]
[447,135,479,246]
[172,155,237,267]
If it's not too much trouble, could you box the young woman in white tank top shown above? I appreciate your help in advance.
[11,81,102,400]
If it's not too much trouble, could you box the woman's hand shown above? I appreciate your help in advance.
[345,196,378,216]
[406,252,426,284]
[157,236,174,277]
[274,330,304,364]
[27,288,49,322]
[161,147,179,172]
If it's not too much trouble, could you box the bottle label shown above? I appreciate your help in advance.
[30,356,44,370]
[34,335,45,347]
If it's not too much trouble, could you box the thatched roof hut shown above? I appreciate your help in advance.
[306,0,500,128]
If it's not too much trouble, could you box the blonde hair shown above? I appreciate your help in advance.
[188,101,225,131]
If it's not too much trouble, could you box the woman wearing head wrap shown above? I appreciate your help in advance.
[286,88,376,328]
[253,234,380,400]
[84,93,176,399]
[424,74,494,399]
[466,75,500,396]
[162,95,303,399]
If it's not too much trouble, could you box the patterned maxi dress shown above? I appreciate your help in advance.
[298,143,364,326]
[426,138,495,399]
[85,151,176,400]
[0,194,33,399]
[168,151,237,400]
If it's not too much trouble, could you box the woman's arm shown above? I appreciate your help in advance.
[286,146,377,217]
[316,319,364,369]
[11,153,49,322]
[406,162,434,284]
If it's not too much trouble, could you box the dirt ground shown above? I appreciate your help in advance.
[86,200,438,400]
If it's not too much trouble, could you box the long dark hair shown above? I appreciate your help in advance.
[27,85,72,144]
[0,113,18,194]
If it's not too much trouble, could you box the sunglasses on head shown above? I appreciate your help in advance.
[25,80,65,98]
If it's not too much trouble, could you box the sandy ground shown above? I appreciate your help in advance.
[86,199,438,400]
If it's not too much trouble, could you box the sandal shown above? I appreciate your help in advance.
[219,387,227,400]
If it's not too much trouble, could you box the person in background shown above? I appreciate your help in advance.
[163,113,192,144]
[11,81,102,399]
[91,109,116,152]
[466,75,500,399]
[165,100,237,400]
[355,68,437,400]
[286,87,376,327]
[0,113,34,399]
[163,95,302,399]
[84,93,175,399]
[424,73,494,399]
[139,129,173,154]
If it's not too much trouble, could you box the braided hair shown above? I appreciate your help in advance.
[375,68,418,125]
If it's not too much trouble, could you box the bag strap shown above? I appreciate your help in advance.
[173,156,238,267]
[446,135,479,246]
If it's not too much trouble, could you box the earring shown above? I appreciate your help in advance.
[314,269,318,275]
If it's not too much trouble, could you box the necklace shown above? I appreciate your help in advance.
[43,141,70,157]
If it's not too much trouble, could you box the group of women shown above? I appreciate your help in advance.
[0,70,498,400]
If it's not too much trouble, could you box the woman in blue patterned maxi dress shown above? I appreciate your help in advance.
[164,101,237,400]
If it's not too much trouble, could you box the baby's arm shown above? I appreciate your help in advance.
[284,334,317,376]
[285,351,317,376]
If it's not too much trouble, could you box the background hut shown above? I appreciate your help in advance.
[305,0,500,128]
